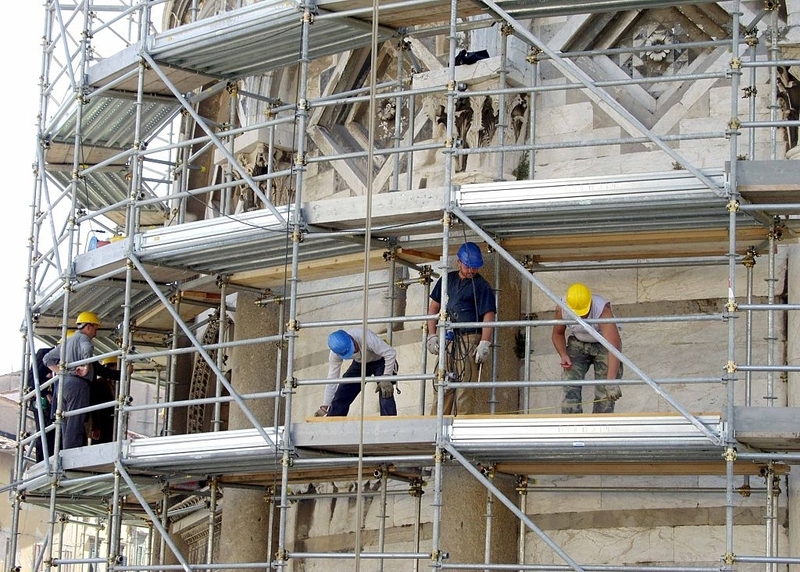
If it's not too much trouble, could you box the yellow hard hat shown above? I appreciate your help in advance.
[75,311,101,327]
[101,356,118,366]
[56,330,76,344]
[565,283,592,316]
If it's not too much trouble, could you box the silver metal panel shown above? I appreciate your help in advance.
[125,428,283,473]
[456,169,765,237]
[485,0,718,18]
[147,1,398,80]
[49,95,179,152]
[449,414,725,461]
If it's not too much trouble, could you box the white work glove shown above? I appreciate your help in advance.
[376,379,394,399]
[314,405,329,417]
[426,334,440,355]
[604,384,622,401]
[475,340,491,364]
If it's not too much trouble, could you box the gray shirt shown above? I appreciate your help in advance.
[44,330,95,380]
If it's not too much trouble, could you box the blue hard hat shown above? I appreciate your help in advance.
[457,242,484,269]
[328,330,355,359]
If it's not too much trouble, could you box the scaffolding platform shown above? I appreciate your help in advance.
[18,409,795,522]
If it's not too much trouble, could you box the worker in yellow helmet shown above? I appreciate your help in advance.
[551,283,622,414]
[43,311,104,449]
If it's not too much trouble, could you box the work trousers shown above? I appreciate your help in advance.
[430,332,486,416]
[328,358,397,416]
[562,337,623,414]
[60,374,91,449]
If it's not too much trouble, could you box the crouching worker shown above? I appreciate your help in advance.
[324,328,398,417]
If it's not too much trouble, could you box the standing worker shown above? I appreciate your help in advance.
[26,347,55,462]
[551,283,623,414]
[426,241,496,415]
[324,328,398,417]
[44,311,103,449]
[89,357,120,444]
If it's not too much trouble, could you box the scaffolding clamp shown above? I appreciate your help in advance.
[741,246,757,268]
[726,199,740,213]
[501,23,514,36]
[408,478,425,497]
[275,548,289,561]
[283,376,297,389]
[286,319,299,332]
[730,57,742,70]
[526,47,542,64]
[723,552,736,565]
[418,265,434,286]
[724,360,737,374]
[723,447,738,462]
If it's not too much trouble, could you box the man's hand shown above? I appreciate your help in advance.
[605,384,622,401]
[426,334,440,355]
[559,356,573,371]
[376,379,394,399]
[475,340,491,364]
[314,405,329,417]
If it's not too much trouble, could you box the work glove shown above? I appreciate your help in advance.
[376,379,394,399]
[426,334,440,355]
[314,405,329,417]
[475,340,491,364]
[604,384,622,402]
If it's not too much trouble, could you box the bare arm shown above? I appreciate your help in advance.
[480,310,495,343]
[551,307,569,363]
[427,299,441,337]
[598,304,621,380]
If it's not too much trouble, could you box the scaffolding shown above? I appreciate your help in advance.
[11,0,800,570]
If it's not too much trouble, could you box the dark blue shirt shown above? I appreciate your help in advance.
[430,270,496,325]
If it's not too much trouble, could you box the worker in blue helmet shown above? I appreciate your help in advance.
[426,241,496,416]
[318,328,398,417]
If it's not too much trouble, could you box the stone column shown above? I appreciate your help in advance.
[439,466,519,566]
[218,291,282,569]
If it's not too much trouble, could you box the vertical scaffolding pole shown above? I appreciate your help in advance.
[496,24,511,180]
[517,477,528,568]
[377,465,389,572]
[766,221,778,404]
[275,3,313,570]
[724,3,743,571]
[431,0,461,567]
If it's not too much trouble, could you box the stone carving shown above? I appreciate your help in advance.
[777,66,800,153]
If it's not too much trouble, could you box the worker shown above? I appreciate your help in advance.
[426,241,496,415]
[324,328,398,417]
[43,312,111,449]
[551,283,623,414]
[89,356,119,444]
[26,347,55,462]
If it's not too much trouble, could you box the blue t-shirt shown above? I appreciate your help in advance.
[430,270,496,325]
